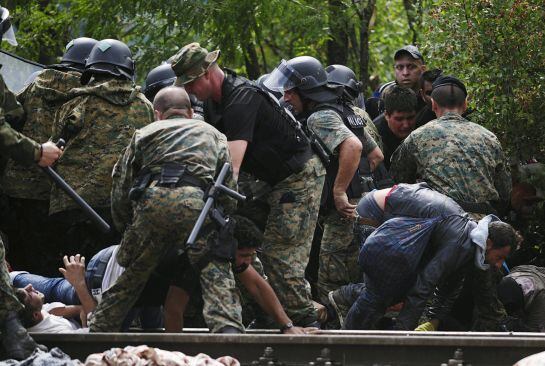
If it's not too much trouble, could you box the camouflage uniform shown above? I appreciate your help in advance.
[0,68,82,274]
[49,77,153,259]
[390,112,512,216]
[89,117,244,333]
[308,109,376,304]
[260,156,325,324]
[0,74,38,323]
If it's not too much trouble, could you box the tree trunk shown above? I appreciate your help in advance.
[403,0,422,44]
[326,0,349,66]
[243,42,261,80]
[356,0,376,92]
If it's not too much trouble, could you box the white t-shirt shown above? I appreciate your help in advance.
[91,245,125,303]
[27,310,85,333]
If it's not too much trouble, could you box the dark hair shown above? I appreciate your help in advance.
[233,215,263,250]
[488,221,517,250]
[15,289,41,328]
[420,68,442,89]
[497,277,524,315]
[430,85,466,109]
[384,85,417,114]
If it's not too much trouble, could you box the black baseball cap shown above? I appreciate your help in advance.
[394,45,424,63]
[432,75,468,97]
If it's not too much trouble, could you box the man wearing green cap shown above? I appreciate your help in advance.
[169,42,326,327]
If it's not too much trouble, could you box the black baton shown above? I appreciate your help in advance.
[41,139,111,233]
[186,163,245,246]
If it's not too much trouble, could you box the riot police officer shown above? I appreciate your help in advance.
[265,57,382,308]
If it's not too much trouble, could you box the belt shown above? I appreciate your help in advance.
[149,172,207,190]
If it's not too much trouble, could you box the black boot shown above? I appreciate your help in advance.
[2,312,47,360]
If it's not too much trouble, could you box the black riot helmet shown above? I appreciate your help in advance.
[0,7,17,47]
[326,64,362,101]
[59,37,98,71]
[143,63,176,101]
[264,56,341,103]
[80,39,135,85]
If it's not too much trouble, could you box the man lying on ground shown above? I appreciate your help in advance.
[11,217,313,334]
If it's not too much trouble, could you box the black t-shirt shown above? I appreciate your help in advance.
[204,71,309,185]
[415,104,437,128]
[373,113,404,170]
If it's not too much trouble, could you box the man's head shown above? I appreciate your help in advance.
[384,85,417,139]
[143,63,176,101]
[394,45,426,90]
[265,56,340,114]
[325,64,362,102]
[485,221,517,270]
[497,276,524,316]
[15,285,44,328]
[169,43,222,101]
[420,68,442,106]
[233,215,263,268]
[431,75,468,116]
[153,86,193,121]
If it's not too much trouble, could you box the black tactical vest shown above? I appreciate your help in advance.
[314,102,373,211]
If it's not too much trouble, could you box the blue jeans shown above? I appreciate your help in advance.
[12,272,79,305]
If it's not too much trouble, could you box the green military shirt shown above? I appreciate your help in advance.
[507,265,545,332]
[307,109,377,156]
[0,74,40,177]
[111,116,235,232]
[390,112,511,204]
[50,78,154,215]
[2,68,83,200]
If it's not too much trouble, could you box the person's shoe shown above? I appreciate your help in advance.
[217,325,243,334]
[2,312,47,360]
[328,290,345,326]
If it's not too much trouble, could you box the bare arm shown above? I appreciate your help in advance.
[334,136,363,217]
[227,140,248,181]
[163,286,190,332]
[238,266,307,334]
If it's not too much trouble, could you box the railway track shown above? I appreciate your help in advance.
[32,330,545,365]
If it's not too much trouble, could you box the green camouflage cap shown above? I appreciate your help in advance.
[169,42,220,86]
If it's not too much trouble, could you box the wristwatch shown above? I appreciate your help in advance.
[280,321,294,333]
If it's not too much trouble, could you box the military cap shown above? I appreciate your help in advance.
[394,45,424,63]
[169,42,220,86]
[432,75,468,97]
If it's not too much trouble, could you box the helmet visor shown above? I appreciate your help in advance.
[263,59,303,93]
[1,9,17,47]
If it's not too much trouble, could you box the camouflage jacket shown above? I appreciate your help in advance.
[352,105,383,151]
[0,74,40,178]
[111,116,235,232]
[50,78,153,215]
[307,109,360,156]
[2,68,83,200]
[390,112,511,205]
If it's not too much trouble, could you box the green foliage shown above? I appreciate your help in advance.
[420,0,545,162]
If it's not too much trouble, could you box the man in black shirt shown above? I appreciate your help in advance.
[169,43,326,327]
[415,68,442,128]
[373,86,417,169]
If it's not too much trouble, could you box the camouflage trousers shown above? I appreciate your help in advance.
[0,235,23,323]
[89,186,243,333]
[260,157,326,326]
[316,211,361,304]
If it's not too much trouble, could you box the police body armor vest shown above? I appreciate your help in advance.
[315,102,372,211]
[207,71,312,186]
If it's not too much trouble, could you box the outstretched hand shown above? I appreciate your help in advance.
[59,254,86,287]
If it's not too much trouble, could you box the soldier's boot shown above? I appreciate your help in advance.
[217,325,243,334]
[2,312,47,360]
